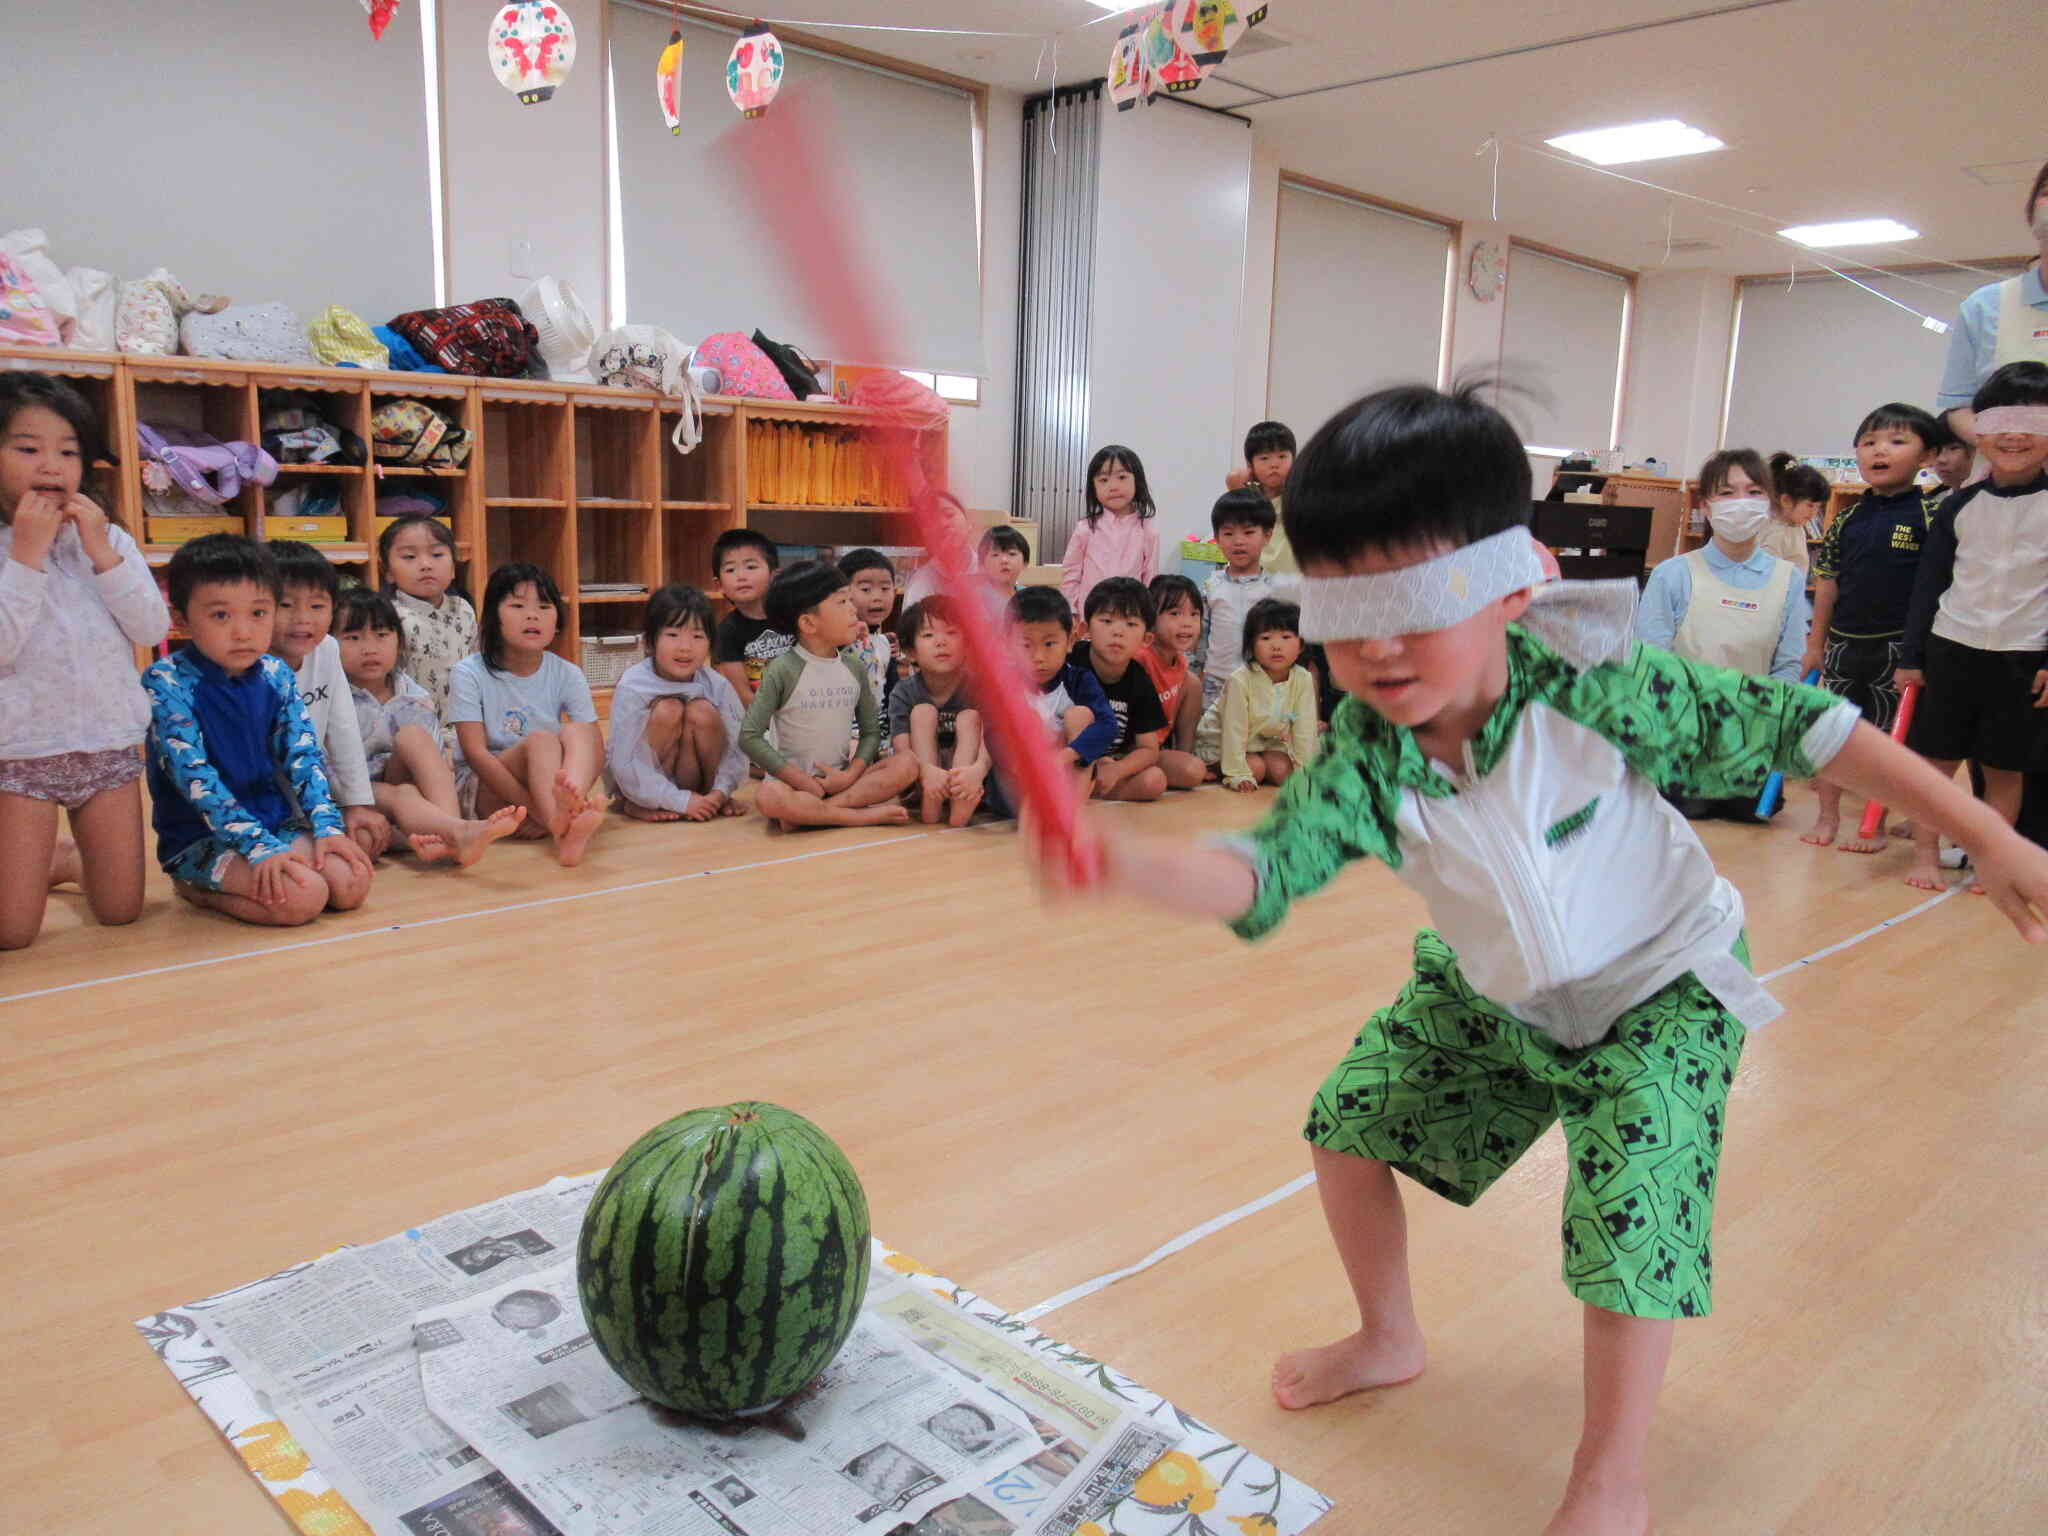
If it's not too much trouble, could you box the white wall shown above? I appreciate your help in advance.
[1089,102,1254,550]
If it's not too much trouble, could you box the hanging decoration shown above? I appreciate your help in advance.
[726,22,785,119]
[1174,1,1268,83]
[488,2,578,106]
[1107,17,1148,111]
[656,19,686,134]
[360,0,400,40]
[1141,4,1202,99]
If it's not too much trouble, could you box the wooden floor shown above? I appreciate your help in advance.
[3,782,2043,1534]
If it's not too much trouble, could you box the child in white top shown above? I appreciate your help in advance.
[607,583,748,822]
[0,373,170,948]
[1060,444,1160,617]
[268,541,389,858]
[336,587,524,865]
[1200,488,1279,710]
[837,547,899,744]
[447,564,607,867]
[380,514,477,718]
[1196,596,1319,790]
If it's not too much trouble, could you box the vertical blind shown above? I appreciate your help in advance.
[1268,182,1453,437]
[610,2,983,376]
[1012,85,1103,553]
[1500,244,1632,452]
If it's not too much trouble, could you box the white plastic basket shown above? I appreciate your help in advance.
[580,633,644,689]
[521,276,595,383]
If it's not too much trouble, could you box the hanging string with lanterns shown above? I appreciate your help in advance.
[488,2,578,104]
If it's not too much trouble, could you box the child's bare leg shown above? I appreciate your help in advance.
[911,704,947,823]
[1803,778,1844,847]
[177,847,329,928]
[375,783,524,866]
[1272,1146,1426,1410]
[642,696,689,783]
[49,835,82,888]
[486,733,563,838]
[66,779,147,928]
[1098,761,1168,802]
[1906,758,1962,889]
[679,699,724,792]
[558,720,605,796]
[946,711,987,826]
[1541,1307,1673,1536]
[387,724,462,818]
[758,777,909,830]
[0,790,62,949]
[1268,753,1298,788]
[1159,748,1206,790]
[1059,705,1093,747]
[829,752,920,810]
[305,832,371,912]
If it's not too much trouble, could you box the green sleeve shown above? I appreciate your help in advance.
[1228,698,1407,942]
[739,650,802,775]
[1565,644,1854,798]
[1812,501,1848,582]
[845,651,881,763]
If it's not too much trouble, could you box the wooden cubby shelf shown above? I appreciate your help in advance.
[0,345,948,690]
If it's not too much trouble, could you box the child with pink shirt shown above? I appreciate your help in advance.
[1060,444,1159,618]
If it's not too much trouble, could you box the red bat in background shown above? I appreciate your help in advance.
[715,97,1101,885]
[1856,681,1921,841]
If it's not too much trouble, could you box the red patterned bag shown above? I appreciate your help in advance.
[387,298,540,378]
[693,331,796,400]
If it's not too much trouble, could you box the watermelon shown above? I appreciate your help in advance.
[576,1102,871,1419]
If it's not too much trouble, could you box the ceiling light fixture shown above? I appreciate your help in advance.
[1543,119,1724,166]
[1777,218,1920,247]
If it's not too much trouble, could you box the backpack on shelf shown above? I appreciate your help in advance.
[116,268,226,356]
[589,324,703,453]
[262,396,366,466]
[181,301,316,364]
[693,331,795,401]
[307,305,390,369]
[137,423,279,504]
[0,250,61,347]
[371,398,472,468]
[387,298,540,378]
[751,329,825,399]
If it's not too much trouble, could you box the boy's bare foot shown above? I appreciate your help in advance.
[1904,857,1949,891]
[1270,1327,1425,1410]
[1543,1473,1651,1535]
[547,771,582,841]
[948,788,982,827]
[1837,833,1886,855]
[412,833,458,864]
[557,792,608,867]
[48,837,82,888]
[1799,815,1837,848]
[622,801,683,822]
[851,803,913,827]
[920,785,945,824]
[454,805,526,865]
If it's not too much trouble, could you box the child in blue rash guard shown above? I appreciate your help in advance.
[1025,382,2048,1536]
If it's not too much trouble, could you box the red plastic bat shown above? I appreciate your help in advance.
[1856,681,1921,840]
[715,97,1101,885]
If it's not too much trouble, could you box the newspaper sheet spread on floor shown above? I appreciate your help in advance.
[137,1172,1331,1536]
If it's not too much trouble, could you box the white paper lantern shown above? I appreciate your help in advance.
[488,2,578,106]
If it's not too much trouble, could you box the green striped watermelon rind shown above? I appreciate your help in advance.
[575,1102,872,1420]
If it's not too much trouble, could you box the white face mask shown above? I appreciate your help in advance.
[1707,496,1770,544]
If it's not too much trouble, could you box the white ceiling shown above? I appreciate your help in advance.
[774,0,2044,284]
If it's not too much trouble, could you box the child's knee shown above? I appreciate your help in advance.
[1061,705,1093,739]
[648,697,688,730]
[393,722,438,752]
[683,697,722,730]
[322,860,372,912]
[1129,765,1168,800]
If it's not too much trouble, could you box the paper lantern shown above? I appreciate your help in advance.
[1142,4,1202,99]
[488,2,577,106]
[1107,18,1149,112]
[726,23,785,119]
[656,28,685,134]
[361,0,400,41]
[1175,0,1269,81]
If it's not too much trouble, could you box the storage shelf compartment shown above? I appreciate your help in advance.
[482,398,570,501]
[575,404,656,505]
[578,502,657,594]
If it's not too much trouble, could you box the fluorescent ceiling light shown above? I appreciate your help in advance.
[1085,1,1134,10]
[1778,218,1920,247]
[1544,119,1724,166]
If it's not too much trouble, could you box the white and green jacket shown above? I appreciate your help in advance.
[1228,628,1860,1048]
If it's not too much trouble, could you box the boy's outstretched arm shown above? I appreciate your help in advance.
[1034,821,1258,920]
[1824,722,2048,940]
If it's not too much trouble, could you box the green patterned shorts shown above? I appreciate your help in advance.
[1304,929,1746,1319]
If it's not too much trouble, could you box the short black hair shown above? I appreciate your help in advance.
[1852,401,1939,449]
[1211,487,1276,535]
[764,559,847,636]
[479,562,564,672]
[897,594,960,650]
[837,546,896,581]
[1286,381,1531,566]
[1147,572,1203,620]
[1241,597,1302,663]
[977,524,1030,560]
[1009,584,1072,630]
[335,586,402,638]
[642,582,715,650]
[1973,360,2048,413]
[168,533,281,610]
[1244,420,1296,462]
[711,527,778,577]
[0,370,106,469]
[268,539,340,599]
[1083,575,1155,627]
[1921,412,1965,455]
[1767,451,1830,507]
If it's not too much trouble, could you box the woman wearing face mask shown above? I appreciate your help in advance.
[1635,449,1812,820]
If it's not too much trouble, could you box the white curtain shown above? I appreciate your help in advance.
[1501,246,1632,452]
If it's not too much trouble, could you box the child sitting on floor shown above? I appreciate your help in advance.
[143,535,374,926]
[838,547,901,707]
[710,529,789,709]
[976,524,1031,623]
[606,583,747,823]
[1072,577,1170,803]
[447,563,608,867]
[1008,585,1116,779]
[1196,596,1319,791]
[740,560,918,830]
[888,596,989,826]
[1026,380,2048,1536]
[1139,573,1207,789]
[334,588,523,864]
[379,513,475,719]
[269,541,391,859]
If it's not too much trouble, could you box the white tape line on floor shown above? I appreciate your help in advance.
[1019,882,1967,1323]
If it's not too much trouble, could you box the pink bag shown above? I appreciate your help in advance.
[0,252,62,347]
[693,331,795,400]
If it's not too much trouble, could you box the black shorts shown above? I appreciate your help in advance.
[1821,633,1904,733]
[1906,633,2048,772]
